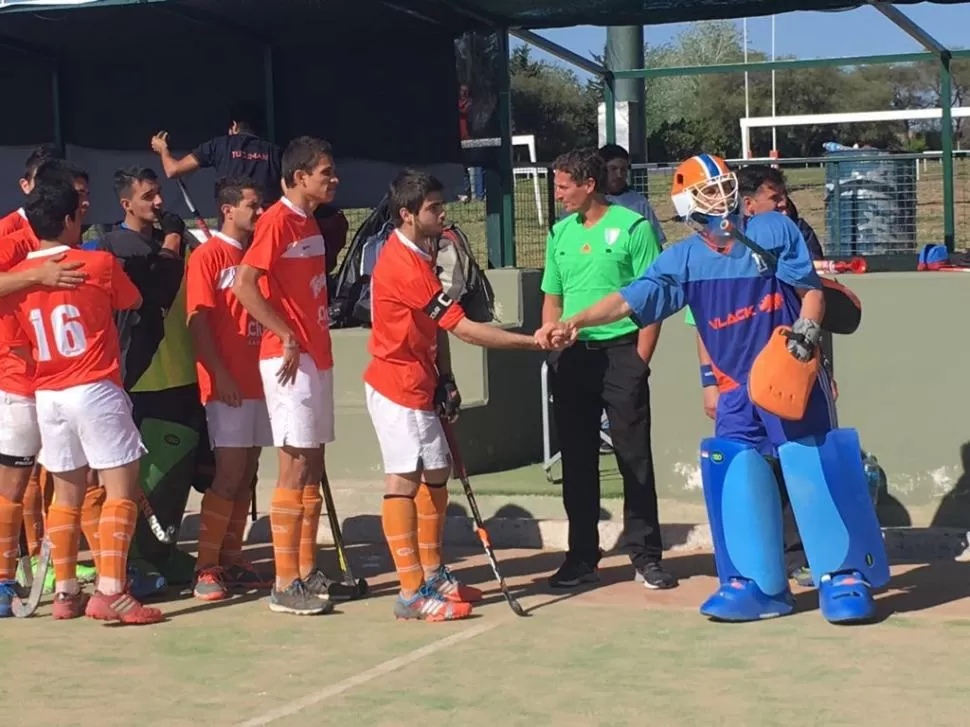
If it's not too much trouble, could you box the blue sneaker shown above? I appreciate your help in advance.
[819,571,876,624]
[0,579,18,618]
[700,577,795,622]
[127,559,167,600]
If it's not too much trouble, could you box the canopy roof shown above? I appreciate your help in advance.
[0,0,964,32]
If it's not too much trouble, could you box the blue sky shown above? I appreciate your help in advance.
[514,2,970,79]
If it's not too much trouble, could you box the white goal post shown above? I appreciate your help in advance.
[740,107,970,159]
[461,133,545,226]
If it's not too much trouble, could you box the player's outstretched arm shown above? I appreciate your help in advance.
[450,318,543,351]
[151,131,201,179]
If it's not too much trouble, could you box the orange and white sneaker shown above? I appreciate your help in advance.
[394,584,473,622]
[426,564,483,603]
[86,589,164,625]
[193,566,228,602]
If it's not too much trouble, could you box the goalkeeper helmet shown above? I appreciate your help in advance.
[670,154,739,229]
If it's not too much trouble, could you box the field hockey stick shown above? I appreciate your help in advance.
[442,419,528,617]
[12,537,50,618]
[718,218,778,271]
[175,178,212,239]
[16,524,33,591]
[135,489,177,544]
[320,477,369,599]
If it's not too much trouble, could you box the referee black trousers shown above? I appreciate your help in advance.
[550,336,664,568]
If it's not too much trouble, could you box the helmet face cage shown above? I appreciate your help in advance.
[671,162,739,231]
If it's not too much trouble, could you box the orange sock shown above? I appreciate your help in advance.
[0,496,23,581]
[46,503,81,595]
[80,484,105,573]
[22,467,43,556]
[382,495,423,594]
[415,482,448,574]
[300,484,323,578]
[98,499,137,596]
[221,495,251,566]
[270,488,303,589]
[196,491,235,571]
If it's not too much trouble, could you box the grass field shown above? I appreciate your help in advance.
[7,543,970,726]
[340,157,970,270]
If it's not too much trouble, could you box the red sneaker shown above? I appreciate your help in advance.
[85,590,164,625]
[53,591,89,620]
[193,567,228,602]
[427,565,483,603]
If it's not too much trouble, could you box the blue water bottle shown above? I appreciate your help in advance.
[862,452,881,506]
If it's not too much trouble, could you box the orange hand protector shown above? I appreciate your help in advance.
[748,326,820,421]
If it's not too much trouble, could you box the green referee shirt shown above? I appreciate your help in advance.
[541,203,662,341]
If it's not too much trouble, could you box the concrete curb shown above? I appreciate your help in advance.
[175,512,970,562]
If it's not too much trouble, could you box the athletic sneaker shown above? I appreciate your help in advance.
[0,579,18,618]
[426,564,483,603]
[223,560,272,589]
[86,590,165,625]
[127,559,167,599]
[304,568,357,602]
[193,566,228,602]
[634,562,679,590]
[76,563,97,585]
[394,583,473,622]
[548,558,599,588]
[269,579,333,616]
[790,567,814,588]
[53,590,89,620]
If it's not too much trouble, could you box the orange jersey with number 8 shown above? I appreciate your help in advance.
[0,246,141,392]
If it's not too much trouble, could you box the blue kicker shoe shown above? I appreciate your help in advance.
[0,579,18,618]
[818,571,876,624]
[700,577,795,622]
[127,559,167,600]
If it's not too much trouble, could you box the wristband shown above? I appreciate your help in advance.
[700,364,716,388]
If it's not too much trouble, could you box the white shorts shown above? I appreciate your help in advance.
[205,399,273,449]
[35,381,147,473]
[365,384,451,475]
[0,389,41,460]
[259,354,335,449]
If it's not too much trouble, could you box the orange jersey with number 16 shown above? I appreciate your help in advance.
[0,246,141,392]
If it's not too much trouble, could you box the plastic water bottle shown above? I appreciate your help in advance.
[862,452,881,506]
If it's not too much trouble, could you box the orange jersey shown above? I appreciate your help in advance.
[241,197,333,370]
[363,231,465,411]
[0,227,41,395]
[0,208,27,238]
[0,246,140,391]
[186,231,264,404]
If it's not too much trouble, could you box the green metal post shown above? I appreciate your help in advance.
[263,45,277,144]
[940,51,955,251]
[604,77,616,145]
[51,61,63,153]
[485,29,515,267]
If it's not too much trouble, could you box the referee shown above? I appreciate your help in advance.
[542,149,677,591]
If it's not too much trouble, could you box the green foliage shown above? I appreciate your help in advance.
[502,21,970,162]
[508,46,599,160]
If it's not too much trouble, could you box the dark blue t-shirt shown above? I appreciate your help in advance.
[192,132,282,204]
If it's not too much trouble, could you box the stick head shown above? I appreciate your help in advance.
[510,599,529,617]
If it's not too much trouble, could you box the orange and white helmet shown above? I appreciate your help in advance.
[670,154,738,226]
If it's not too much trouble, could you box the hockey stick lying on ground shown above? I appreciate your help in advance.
[176,178,212,239]
[12,536,51,618]
[320,477,369,600]
[135,489,177,544]
[441,419,528,617]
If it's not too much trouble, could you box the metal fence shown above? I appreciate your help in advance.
[339,151,970,270]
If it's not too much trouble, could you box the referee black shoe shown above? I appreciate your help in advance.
[548,557,599,588]
[635,561,679,590]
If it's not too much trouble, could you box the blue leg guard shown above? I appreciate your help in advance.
[699,438,794,622]
[778,428,890,624]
